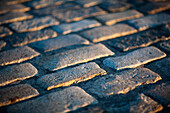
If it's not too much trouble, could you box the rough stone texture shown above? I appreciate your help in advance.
[108,29,170,51]
[0,0,31,5]
[75,0,102,7]
[128,13,170,31]
[37,62,106,90]
[158,40,170,53]
[31,34,90,52]
[9,16,59,32]
[52,6,106,22]
[6,29,57,47]
[53,19,101,34]
[35,43,114,71]
[138,1,170,14]
[0,26,12,38]
[96,9,143,25]
[80,24,137,42]
[0,46,40,66]
[103,46,166,70]
[0,63,38,87]
[7,86,98,113]
[0,12,33,25]
[0,41,6,50]
[84,68,161,98]
[0,4,30,14]
[0,84,39,107]
[162,23,170,33]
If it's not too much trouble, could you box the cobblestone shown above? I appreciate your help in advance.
[0,63,38,87]
[31,34,89,52]
[158,40,170,53]
[0,84,39,107]
[0,41,6,50]
[84,68,161,98]
[35,44,114,71]
[0,46,40,66]
[75,0,102,7]
[0,26,12,38]
[81,24,137,42]
[103,46,166,70]
[0,0,31,5]
[9,16,59,32]
[53,19,101,34]
[7,86,98,113]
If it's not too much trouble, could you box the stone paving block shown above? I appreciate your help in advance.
[52,6,106,22]
[53,19,101,34]
[0,12,33,25]
[138,1,170,14]
[75,0,102,7]
[9,16,59,32]
[0,4,30,14]
[37,62,106,90]
[0,63,38,87]
[0,0,31,5]
[158,40,170,53]
[80,24,137,42]
[0,26,12,38]
[7,29,57,47]
[0,84,39,107]
[108,29,170,51]
[31,34,90,52]
[84,68,161,98]
[0,41,6,50]
[96,9,143,25]
[7,86,98,113]
[128,13,170,31]
[0,46,40,66]
[35,43,114,71]
[103,46,166,70]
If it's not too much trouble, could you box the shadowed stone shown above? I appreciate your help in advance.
[7,86,98,113]
[158,40,170,53]
[0,0,31,5]
[75,0,102,7]
[0,41,6,50]
[0,84,39,107]
[103,46,166,70]
[0,26,12,38]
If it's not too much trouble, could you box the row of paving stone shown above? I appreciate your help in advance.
[0,0,170,113]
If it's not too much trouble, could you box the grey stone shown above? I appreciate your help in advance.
[53,19,101,34]
[0,46,40,66]
[80,24,137,42]
[9,16,59,32]
[0,26,12,38]
[103,46,166,70]
[37,62,106,90]
[0,41,6,50]
[158,40,170,53]
[0,63,38,87]
[75,0,102,7]
[31,34,89,52]
[35,43,114,71]
[0,84,39,107]
[7,86,98,113]
[0,0,31,5]
[84,68,161,98]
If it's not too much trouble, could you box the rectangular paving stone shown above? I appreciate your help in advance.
[158,40,170,53]
[75,0,102,7]
[0,41,6,50]
[6,29,57,47]
[0,12,33,25]
[0,84,39,107]
[35,43,114,71]
[9,16,59,32]
[53,19,101,34]
[0,63,38,87]
[128,13,170,31]
[7,86,98,113]
[84,68,161,98]
[96,9,143,25]
[37,62,106,90]
[52,6,106,22]
[0,26,12,38]
[103,46,166,70]
[0,46,40,66]
[80,24,137,42]
[108,29,170,51]
[31,34,90,52]
[0,0,31,5]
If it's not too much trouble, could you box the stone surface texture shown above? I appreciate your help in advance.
[0,41,6,50]
[0,26,12,38]
[158,40,170,53]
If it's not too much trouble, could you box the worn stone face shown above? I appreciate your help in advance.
[35,43,114,71]
[84,68,161,98]
[0,46,40,66]
[80,24,137,42]
[75,0,102,7]
[52,6,106,22]
[7,86,98,113]
[0,26,12,38]
[96,10,143,25]
[0,63,38,87]
[0,84,39,107]
[37,62,106,90]
[103,46,166,70]
[0,41,6,50]
[0,0,31,5]
[31,34,89,52]
[158,40,170,53]
[53,19,101,34]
